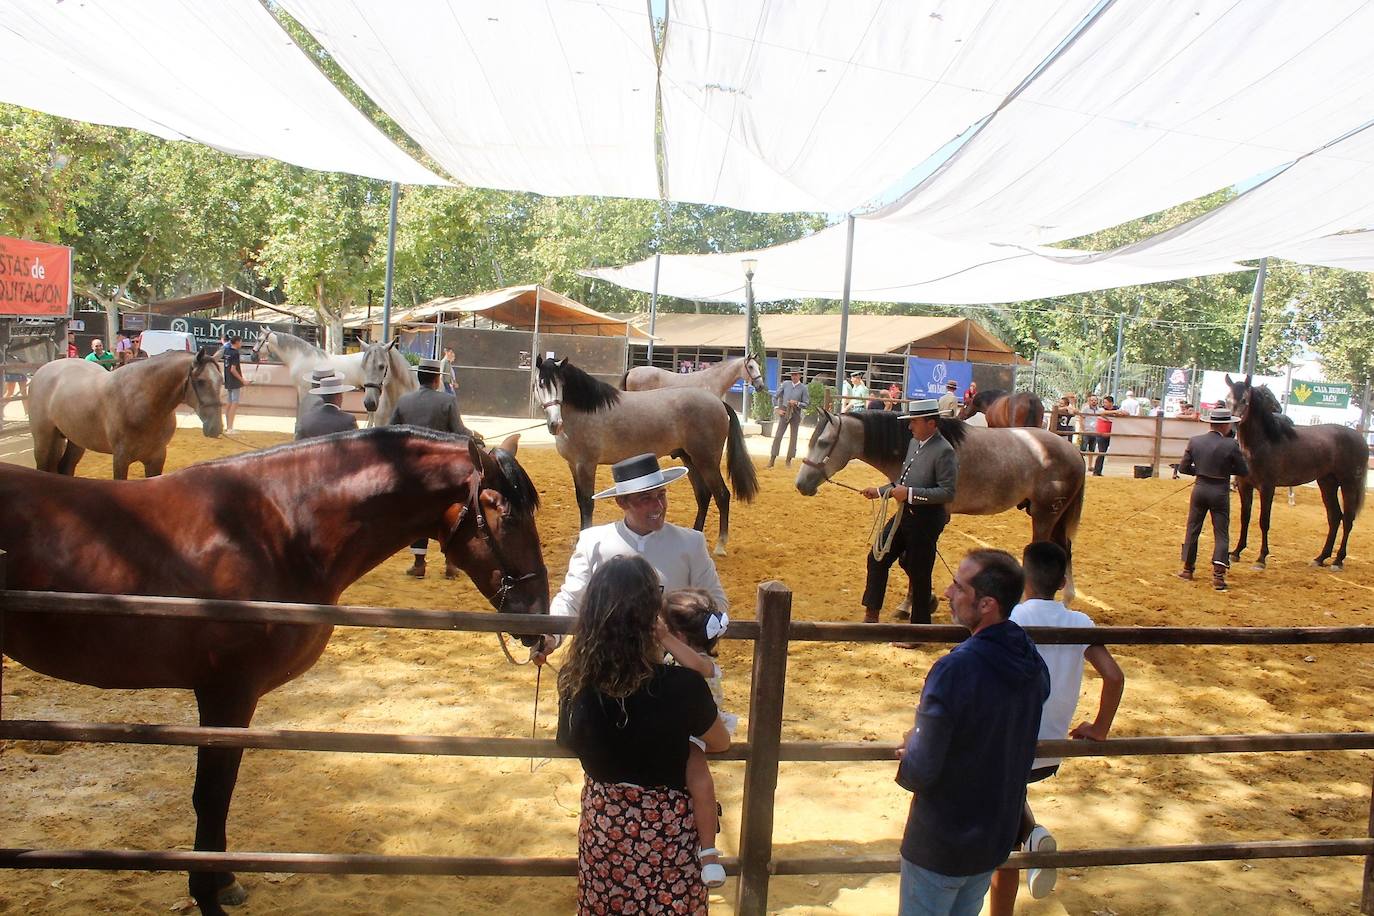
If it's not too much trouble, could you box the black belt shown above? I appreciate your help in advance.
[1195,475,1229,484]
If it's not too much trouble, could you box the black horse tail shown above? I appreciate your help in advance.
[620,368,632,390]
[723,402,759,503]
[1025,394,1046,429]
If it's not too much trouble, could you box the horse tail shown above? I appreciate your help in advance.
[1053,474,1086,605]
[723,402,759,503]
[620,368,633,390]
[1026,394,1046,429]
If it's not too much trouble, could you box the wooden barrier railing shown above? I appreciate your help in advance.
[1,576,1373,914]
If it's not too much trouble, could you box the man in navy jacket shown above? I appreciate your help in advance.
[895,548,1050,916]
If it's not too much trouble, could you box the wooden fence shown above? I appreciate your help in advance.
[2,573,1373,913]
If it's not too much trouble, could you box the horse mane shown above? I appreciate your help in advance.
[853,410,969,462]
[973,389,1006,408]
[1243,384,1298,443]
[541,359,620,413]
[269,330,325,360]
[491,446,540,514]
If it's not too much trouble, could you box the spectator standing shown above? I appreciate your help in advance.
[557,556,730,913]
[1052,395,1076,440]
[1149,397,1163,416]
[768,367,809,469]
[963,380,979,404]
[85,339,116,371]
[65,330,78,359]
[222,336,247,433]
[842,369,871,411]
[440,346,457,394]
[114,330,134,366]
[886,382,904,411]
[989,542,1125,914]
[1118,390,1142,416]
[1075,395,1109,476]
[895,549,1050,916]
[937,380,959,417]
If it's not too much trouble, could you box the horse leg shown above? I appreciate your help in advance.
[1333,480,1360,570]
[188,687,259,915]
[1231,481,1253,562]
[699,463,732,557]
[675,451,712,533]
[1255,486,1276,569]
[143,451,167,478]
[55,441,86,476]
[31,427,64,472]
[1313,478,1341,567]
[572,463,597,530]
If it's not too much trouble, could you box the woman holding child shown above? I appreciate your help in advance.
[557,555,732,914]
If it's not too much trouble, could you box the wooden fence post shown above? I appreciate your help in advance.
[735,580,792,916]
[1151,412,1165,478]
[0,549,7,722]
[1362,766,1374,915]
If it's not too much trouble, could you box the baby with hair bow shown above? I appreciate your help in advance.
[657,589,734,889]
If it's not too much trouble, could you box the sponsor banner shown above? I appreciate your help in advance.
[1289,379,1351,409]
[906,357,972,400]
[1163,366,1191,416]
[0,236,72,318]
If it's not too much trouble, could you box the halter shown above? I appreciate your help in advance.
[440,466,541,613]
[745,357,765,389]
[183,355,223,412]
[250,331,272,360]
[800,413,849,486]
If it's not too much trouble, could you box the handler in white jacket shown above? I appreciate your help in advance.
[535,453,728,662]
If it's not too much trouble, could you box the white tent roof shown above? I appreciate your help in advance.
[0,0,444,185]
[584,219,1250,306]
[870,0,1374,245]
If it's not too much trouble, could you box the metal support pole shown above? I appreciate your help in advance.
[381,182,399,345]
[743,267,756,417]
[962,320,970,362]
[1239,258,1266,376]
[647,253,661,365]
[529,286,543,418]
[836,215,856,400]
[1361,376,1372,433]
[1030,348,1040,395]
[735,581,792,916]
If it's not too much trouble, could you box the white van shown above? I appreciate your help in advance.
[139,329,196,357]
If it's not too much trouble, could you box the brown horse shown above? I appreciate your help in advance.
[0,428,549,914]
[795,409,1084,605]
[535,356,758,554]
[27,348,223,478]
[956,388,1046,428]
[1224,374,1367,569]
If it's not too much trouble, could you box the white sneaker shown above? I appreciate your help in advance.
[699,847,726,889]
[1024,825,1057,899]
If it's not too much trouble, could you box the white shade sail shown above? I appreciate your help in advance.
[0,0,445,185]
[656,0,1102,211]
[1024,122,1374,269]
[1272,231,1374,272]
[583,219,1250,306]
[872,0,1374,244]
[278,0,661,199]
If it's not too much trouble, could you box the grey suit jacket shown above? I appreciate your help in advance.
[388,386,467,433]
[296,402,359,440]
[882,432,958,505]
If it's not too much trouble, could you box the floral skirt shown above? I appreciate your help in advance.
[577,778,707,914]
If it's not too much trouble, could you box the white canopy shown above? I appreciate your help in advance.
[871,0,1374,245]
[583,219,1250,306]
[655,0,1101,211]
[0,0,444,185]
[1272,231,1374,272]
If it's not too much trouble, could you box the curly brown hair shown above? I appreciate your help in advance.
[557,556,664,701]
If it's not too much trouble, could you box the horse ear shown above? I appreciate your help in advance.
[1224,373,1233,386]
[498,433,520,456]
[387,337,400,350]
[556,357,567,367]
[1244,373,1252,386]
[467,436,494,479]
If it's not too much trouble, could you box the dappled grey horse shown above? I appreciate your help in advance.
[623,353,767,400]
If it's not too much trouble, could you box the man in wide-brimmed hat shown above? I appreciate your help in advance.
[1177,407,1249,590]
[534,453,728,663]
[295,368,358,440]
[390,356,480,578]
[937,379,959,418]
[769,367,810,468]
[858,398,959,627]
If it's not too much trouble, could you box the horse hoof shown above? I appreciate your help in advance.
[1332,563,1344,572]
[1250,563,1265,572]
[713,544,728,557]
[1310,560,1325,569]
[218,881,248,907]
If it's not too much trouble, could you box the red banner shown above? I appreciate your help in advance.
[0,236,72,318]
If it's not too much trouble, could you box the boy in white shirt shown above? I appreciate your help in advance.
[988,541,1125,915]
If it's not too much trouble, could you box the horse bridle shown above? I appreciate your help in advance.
[800,412,842,478]
[440,467,540,612]
[362,349,389,399]
[250,331,272,360]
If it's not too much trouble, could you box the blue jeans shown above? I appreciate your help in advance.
[899,858,994,916]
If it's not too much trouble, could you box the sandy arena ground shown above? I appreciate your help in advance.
[1,425,1371,915]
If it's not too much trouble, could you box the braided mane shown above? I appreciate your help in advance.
[539,358,621,413]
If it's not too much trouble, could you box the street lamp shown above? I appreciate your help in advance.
[741,258,758,416]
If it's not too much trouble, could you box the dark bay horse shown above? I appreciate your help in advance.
[535,356,759,554]
[28,348,223,478]
[956,388,1046,428]
[0,428,548,914]
[1224,374,1367,569]
[796,409,1085,604]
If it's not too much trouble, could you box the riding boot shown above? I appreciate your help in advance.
[1212,564,1227,591]
[1176,568,1194,581]
[862,608,880,624]
[406,559,426,578]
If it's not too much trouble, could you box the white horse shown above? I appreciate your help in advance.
[623,353,767,400]
[251,329,415,426]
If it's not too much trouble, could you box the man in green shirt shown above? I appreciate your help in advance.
[84,339,116,371]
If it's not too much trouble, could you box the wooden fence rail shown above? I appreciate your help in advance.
[2,576,1373,913]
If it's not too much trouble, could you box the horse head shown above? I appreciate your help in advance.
[185,347,225,438]
[1223,373,1253,420]
[533,355,565,435]
[955,395,980,421]
[360,337,400,414]
[744,354,768,392]
[795,408,861,496]
[251,328,274,361]
[441,435,549,623]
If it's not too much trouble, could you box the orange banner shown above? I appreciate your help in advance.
[0,236,72,318]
